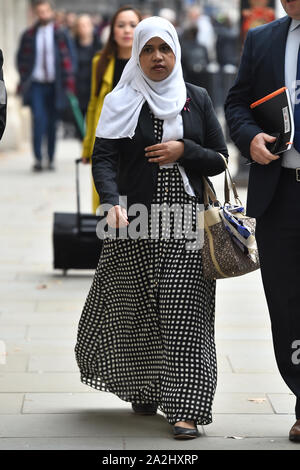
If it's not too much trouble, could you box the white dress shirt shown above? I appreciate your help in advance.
[32,22,56,83]
[282,18,300,168]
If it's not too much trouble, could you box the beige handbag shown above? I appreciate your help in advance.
[198,156,260,280]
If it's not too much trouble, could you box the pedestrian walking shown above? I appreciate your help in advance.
[180,25,209,86]
[81,5,142,214]
[225,0,300,442]
[75,16,228,440]
[184,5,216,62]
[0,49,7,140]
[16,0,75,171]
[74,15,102,122]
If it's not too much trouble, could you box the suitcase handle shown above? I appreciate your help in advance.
[75,158,83,233]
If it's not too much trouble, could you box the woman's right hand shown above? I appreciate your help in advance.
[107,205,129,228]
[82,157,90,164]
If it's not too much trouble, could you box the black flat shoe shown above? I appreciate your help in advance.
[131,403,158,415]
[173,424,200,439]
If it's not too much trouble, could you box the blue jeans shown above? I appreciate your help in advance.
[30,81,57,162]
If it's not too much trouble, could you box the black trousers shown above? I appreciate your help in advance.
[255,167,300,420]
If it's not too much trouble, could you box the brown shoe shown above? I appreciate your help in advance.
[289,420,300,442]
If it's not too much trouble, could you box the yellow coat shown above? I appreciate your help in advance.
[82,52,115,214]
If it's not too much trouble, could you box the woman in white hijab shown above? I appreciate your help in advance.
[75,16,228,440]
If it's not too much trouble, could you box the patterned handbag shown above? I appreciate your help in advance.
[198,156,260,280]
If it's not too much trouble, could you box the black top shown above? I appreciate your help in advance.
[92,82,228,214]
[113,57,129,88]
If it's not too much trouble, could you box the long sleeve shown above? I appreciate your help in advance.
[224,31,263,161]
[91,136,120,208]
[16,32,26,79]
[179,89,229,176]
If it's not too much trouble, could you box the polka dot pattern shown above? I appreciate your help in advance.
[149,108,164,142]
[74,109,217,426]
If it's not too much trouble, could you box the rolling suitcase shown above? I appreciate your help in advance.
[53,158,103,274]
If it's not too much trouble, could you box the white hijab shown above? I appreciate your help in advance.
[95,16,187,142]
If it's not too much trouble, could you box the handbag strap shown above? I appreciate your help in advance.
[203,154,242,206]
[221,155,241,205]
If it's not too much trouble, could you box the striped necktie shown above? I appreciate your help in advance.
[294,43,300,152]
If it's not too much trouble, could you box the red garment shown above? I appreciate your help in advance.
[242,7,275,42]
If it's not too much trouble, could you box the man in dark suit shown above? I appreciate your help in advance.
[16,0,75,172]
[225,0,300,442]
[0,49,7,140]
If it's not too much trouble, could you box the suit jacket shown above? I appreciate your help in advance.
[224,15,292,219]
[91,82,228,216]
[16,22,75,111]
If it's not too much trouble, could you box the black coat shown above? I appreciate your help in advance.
[16,23,75,111]
[224,15,292,219]
[75,34,102,115]
[0,50,7,140]
[92,82,228,214]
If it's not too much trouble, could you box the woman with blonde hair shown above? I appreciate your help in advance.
[82,5,142,213]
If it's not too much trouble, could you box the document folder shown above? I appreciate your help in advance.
[250,87,294,155]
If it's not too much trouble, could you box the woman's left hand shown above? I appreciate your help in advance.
[145,140,184,165]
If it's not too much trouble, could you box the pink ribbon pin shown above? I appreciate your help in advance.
[184,98,191,112]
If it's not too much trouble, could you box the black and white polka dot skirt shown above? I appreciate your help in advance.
[74,165,217,426]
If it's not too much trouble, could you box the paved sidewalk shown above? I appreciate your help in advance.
[0,138,298,450]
